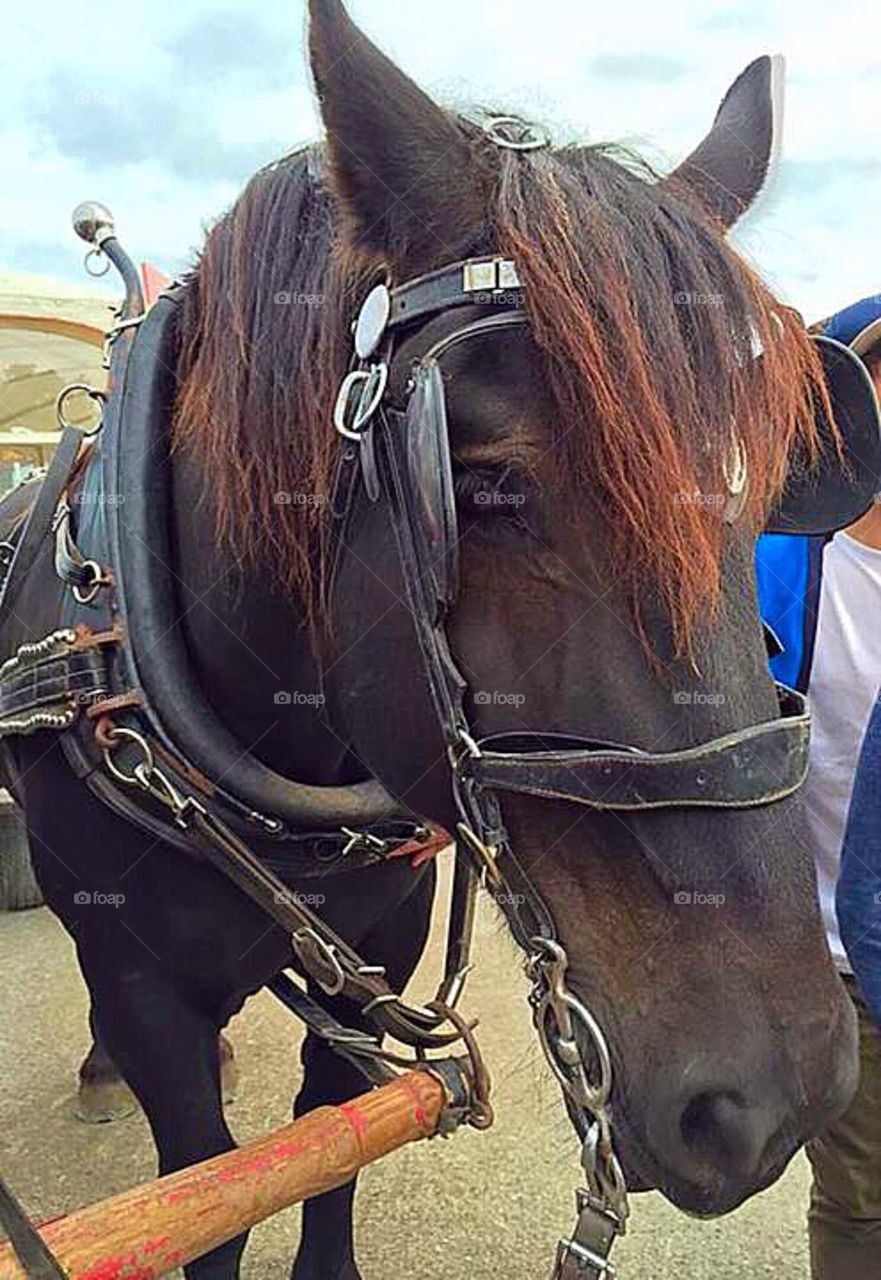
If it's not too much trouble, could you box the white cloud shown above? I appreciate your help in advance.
[1,0,880,319]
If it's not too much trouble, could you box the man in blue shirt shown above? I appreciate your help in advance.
[757,294,881,1278]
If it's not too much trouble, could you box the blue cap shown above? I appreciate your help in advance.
[823,294,881,357]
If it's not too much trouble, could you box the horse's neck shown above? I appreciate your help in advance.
[170,449,355,786]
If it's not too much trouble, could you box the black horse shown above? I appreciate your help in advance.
[2,3,859,1277]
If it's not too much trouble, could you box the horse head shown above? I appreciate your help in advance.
[308,0,858,1216]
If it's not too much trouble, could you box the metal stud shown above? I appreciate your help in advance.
[354,283,391,361]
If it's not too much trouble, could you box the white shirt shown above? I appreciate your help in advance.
[804,531,881,972]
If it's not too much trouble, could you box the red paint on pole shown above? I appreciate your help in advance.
[339,1102,370,1141]
[80,1253,155,1280]
[397,1072,429,1128]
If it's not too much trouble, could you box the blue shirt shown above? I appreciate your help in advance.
[837,696,881,1019]
[757,532,881,1025]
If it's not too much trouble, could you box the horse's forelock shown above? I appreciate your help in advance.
[175,138,828,654]
[492,143,828,655]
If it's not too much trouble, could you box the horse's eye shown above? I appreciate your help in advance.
[454,467,541,539]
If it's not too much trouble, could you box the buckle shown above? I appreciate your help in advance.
[340,827,389,858]
[333,364,388,441]
[552,1191,621,1280]
[291,927,346,997]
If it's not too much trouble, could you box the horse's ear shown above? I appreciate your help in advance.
[308,0,476,269]
[664,55,784,228]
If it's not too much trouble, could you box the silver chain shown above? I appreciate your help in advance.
[528,939,628,1278]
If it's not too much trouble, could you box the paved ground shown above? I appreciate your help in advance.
[0,858,814,1279]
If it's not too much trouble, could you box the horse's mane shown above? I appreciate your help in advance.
[174,132,826,653]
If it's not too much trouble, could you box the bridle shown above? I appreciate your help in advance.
[331,254,812,1274]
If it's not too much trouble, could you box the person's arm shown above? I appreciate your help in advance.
[837,692,881,1025]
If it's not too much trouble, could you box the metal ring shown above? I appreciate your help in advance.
[426,1000,494,1130]
[56,383,106,436]
[72,560,106,605]
[484,116,552,152]
[102,726,155,787]
[535,988,613,1112]
[84,248,110,278]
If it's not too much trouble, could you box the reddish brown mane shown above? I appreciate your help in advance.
[174,138,828,651]
[174,148,374,615]
[493,144,827,652]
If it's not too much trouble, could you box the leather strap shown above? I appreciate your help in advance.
[467,688,810,811]
[0,1175,66,1279]
[388,258,522,331]
[0,425,82,627]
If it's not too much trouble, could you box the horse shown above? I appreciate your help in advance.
[0,2,860,1276]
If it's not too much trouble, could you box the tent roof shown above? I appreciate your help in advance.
[0,268,110,435]
[0,266,115,331]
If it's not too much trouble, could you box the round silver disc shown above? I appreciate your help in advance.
[72,200,115,246]
[355,283,391,361]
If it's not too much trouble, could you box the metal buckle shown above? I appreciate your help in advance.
[552,1189,621,1279]
[340,827,389,858]
[72,559,110,605]
[291,927,346,997]
[102,726,208,829]
[334,364,389,441]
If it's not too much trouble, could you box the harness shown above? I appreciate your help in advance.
[2,183,880,1278]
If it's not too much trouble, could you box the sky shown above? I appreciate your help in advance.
[1,0,880,323]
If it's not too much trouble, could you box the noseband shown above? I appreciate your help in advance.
[330,254,811,1262]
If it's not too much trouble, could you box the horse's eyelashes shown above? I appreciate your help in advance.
[453,467,542,542]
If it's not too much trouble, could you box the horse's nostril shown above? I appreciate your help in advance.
[679,1090,765,1178]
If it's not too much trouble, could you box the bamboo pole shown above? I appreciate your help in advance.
[0,1070,448,1280]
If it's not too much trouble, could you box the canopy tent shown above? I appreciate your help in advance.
[0,269,113,490]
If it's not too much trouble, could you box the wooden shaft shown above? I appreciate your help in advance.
[0,1071,447,1280]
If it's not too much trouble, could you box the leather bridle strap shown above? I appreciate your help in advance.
[462,688,810,812]
[386,257,521,331]
[0,424,84,630]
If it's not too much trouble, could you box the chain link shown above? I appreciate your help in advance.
[528,939,628,1278]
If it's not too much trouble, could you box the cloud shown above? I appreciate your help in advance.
[699,7,768,33]
[32,74,279,184]
[159,10,294,90]
[585,54,690,84]
[1,0,880,321]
